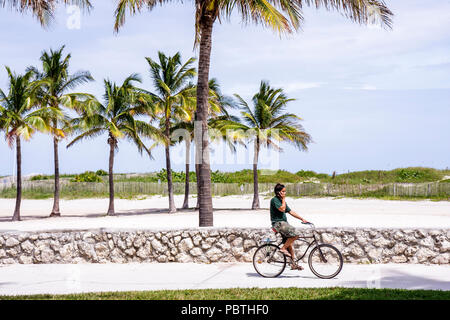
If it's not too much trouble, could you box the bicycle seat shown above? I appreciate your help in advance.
[271,227,287,244]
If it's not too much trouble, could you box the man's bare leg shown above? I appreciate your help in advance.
[280,236,298,258]
[282,236,303,270]
[287,244,295,260]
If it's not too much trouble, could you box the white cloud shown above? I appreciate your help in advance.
[344,85,376,91]
[274,81,324,93]
[361,85,377,91]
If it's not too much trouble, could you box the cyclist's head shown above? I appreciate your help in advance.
[274,183,285,196]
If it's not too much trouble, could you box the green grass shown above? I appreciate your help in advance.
[30,174,76,181]
[1,287,448,300]
[3,167,448,200]
[0,187,165,200]
[0,188,55,199]
[114,169,195,183]
[349,195,450,201]
[28,167,449,185]
[327,167,446,184]
[2,188,448,201]
[1,186,449,202]
[127,167,449,184]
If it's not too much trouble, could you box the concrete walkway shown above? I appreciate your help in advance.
[0,263,449,296]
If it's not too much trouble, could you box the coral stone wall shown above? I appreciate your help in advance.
[0,228,449,265]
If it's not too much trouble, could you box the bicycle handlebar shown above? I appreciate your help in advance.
[302,222,315,229]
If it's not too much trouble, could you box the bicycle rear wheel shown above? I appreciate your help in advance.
[253,244,287,278]
[308,244,343,279]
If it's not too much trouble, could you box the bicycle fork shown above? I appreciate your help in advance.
[314,235,328,263]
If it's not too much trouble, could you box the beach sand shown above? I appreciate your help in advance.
[0,195,449,232]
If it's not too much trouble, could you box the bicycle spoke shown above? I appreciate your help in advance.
[253,244,286,278]
[308,244,343,279]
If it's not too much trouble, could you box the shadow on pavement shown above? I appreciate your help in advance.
[0,282,16,287]
[245,272,318,280]
[0,207,268,223]
[342,268,450,291]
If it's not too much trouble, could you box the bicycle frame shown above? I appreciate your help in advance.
[274,234,317,263]
[270,225,328,264]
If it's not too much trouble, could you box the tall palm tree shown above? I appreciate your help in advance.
[143,52,196,213]
[0,67,60,221]
[234,80,312,209]
[67,74,155,215]
[0,0,92,26]
[114,0,393,226]
[30,45,94,217]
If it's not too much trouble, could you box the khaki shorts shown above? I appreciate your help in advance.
[272,221,300,238]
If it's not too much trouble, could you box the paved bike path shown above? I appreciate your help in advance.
[0,263,449,296]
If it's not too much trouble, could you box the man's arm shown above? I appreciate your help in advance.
[277,197,287,212]
[288,210,308,223]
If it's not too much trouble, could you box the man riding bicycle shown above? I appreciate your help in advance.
[270,183,309,270]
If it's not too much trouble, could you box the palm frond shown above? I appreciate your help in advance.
[302,0,393,29]
[66,127,104,148]
[58,70,94,93]
[234,79,313,153]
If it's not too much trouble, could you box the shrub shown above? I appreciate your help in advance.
[96,169,108,176]
[156,169,186,183]
[30,174,51,181]
[211,170,233,183]
[296,170,318,178]
[394,168,442,183]
[72,171,102,183]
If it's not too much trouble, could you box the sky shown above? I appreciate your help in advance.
[0,0,449,176]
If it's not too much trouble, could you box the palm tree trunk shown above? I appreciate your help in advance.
[194,128,200,210]
[252,138,260,210]
[107,135,115,215]
[50,134,61,217]
[165,145,177,213]
[165,118,177,213]
[182,139,190,209]
[196,15,215,227]
[12,136,21,221]
[195,163,200,210]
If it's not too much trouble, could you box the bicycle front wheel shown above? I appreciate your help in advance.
[308,244,343,279]
[253,244,287,278]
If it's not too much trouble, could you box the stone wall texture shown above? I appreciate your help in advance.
[0,228,449,265]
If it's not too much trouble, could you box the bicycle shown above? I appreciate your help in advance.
[252,222,343,279]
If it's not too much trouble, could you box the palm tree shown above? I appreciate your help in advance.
[30,45,93,217]
[0,67,60,221]
[234,80,312,209]
[67,74,155,215]
[0,0,92,26]
[143,52,196,213]
[170,114,195,210]
[171,78,239,210]
[114,0,393,226]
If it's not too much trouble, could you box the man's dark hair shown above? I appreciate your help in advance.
[274,183,285,196]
